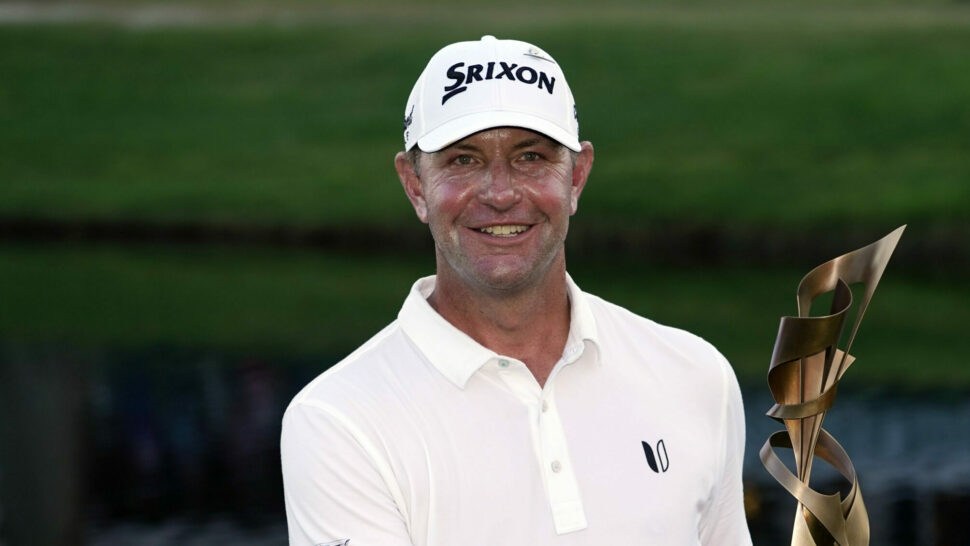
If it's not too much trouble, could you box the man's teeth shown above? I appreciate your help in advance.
[479,225,529,237]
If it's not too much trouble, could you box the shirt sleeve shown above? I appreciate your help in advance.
[697,354,753,546]
[281,400,413,546]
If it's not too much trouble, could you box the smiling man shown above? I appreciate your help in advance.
[281,36,752,545]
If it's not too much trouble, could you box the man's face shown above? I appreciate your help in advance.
[396,127,593,295]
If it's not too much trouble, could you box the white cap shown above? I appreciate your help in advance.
[403,35,580,153]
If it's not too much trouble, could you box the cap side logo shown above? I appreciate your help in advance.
[403,104,415,141]
[441,61,556,105]
[524,46,554,63]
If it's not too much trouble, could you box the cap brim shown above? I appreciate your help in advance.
[416,111,581,153]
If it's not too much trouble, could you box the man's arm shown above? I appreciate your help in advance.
[697,354,753,546]
[281,400,413,546]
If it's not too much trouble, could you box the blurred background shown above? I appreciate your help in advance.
[1,0,968,544]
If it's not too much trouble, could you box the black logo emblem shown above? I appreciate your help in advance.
[403,104,415,141]
[642,439,669,473]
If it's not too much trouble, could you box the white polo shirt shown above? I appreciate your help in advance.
[281,275,751,545]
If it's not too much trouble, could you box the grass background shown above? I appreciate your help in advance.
[1,0,968,388]
[1,242,965,389]
[2,4,968,229]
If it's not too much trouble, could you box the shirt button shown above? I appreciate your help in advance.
[498,360,509,368]
[550,460,562,473]
[541,401,548,412]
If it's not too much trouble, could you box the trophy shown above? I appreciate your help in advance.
[760,226,905,545]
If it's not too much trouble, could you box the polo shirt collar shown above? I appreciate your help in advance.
[398,274,600,389]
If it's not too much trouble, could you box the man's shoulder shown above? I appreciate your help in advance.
[584,291,721,356]
[582,289,741,421]
[581,290,733,386]
[285,319,420,416]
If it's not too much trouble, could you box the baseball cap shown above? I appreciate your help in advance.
[403,35,580,153]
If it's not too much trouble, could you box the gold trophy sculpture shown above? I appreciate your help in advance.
[760,226,905,545]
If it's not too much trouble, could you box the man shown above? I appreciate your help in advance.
[281,36,751,545]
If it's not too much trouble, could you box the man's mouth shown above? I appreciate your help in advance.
[478,225,530,238]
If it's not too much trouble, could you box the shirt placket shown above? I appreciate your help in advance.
[494,350,588,535]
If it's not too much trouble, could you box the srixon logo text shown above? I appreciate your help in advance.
[442,61,556,105]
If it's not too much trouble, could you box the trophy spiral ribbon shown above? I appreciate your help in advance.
[760,226,905,545]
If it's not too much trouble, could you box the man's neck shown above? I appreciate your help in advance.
[428,261,571,388]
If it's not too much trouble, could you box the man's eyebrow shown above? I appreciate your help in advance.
[450,143,480,152]
[443,136,556,153]
[512,137,546,150]
[436,142,481,155]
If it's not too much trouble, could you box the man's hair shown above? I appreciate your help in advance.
[406,144,577,180]
[407,147,423,178]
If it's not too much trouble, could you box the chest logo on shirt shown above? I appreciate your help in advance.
[641,439,669,473]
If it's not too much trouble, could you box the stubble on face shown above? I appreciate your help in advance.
[419,128,578,298]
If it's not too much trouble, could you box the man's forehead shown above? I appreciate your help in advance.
[442,127,562,151]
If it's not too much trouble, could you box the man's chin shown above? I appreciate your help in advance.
[464,260,550,295]
[435,245,565,297]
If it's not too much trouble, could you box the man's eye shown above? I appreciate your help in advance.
[454,154,473,165]
[521,151,540,161]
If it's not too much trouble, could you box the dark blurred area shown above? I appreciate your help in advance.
[3,346,969,544]
[0,347,311,544]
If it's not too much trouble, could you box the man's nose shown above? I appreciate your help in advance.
[478,160,520,210]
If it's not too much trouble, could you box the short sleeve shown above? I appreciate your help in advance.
[281,400,413,546]
[697,353,753,546]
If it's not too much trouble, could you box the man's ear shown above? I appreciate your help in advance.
[395,151,429,223]
[569,141,594,215]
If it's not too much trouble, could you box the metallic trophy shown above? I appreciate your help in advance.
[760,226,905,545]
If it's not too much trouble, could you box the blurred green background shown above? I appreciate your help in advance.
[2,0,967,387]
[1,0,969,543]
